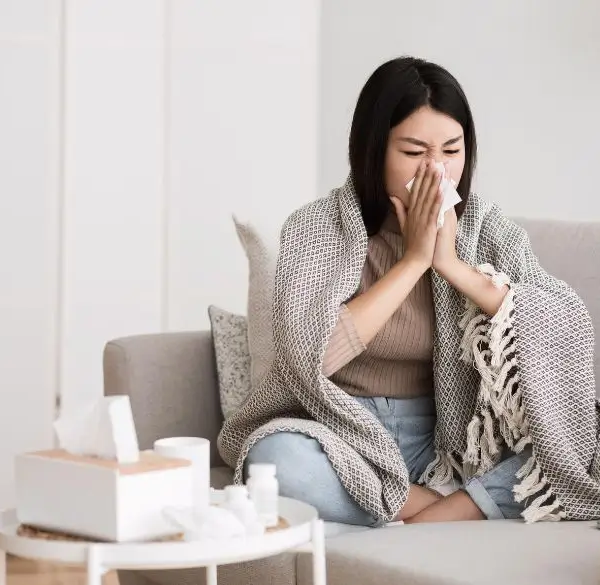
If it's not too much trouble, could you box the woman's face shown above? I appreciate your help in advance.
[385,105,466,207]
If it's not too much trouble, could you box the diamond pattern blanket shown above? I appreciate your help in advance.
[218,177,600,523]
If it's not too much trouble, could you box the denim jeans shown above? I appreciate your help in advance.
[244,396,531,526]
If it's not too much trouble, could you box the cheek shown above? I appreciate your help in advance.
[449,153,466,185]
[385,152,421,196]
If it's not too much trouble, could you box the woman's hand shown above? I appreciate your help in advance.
[432,204,508,317]
[432,206,459,274]
[390,159,443,271]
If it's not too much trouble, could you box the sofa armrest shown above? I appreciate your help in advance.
[103,330,225,467]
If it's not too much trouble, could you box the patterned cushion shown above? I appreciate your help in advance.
[233,215,280,388]
[207,305,252,420]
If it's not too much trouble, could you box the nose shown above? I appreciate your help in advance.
[428,157,449,173]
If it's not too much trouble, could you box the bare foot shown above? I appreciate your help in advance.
[403,490,485,524]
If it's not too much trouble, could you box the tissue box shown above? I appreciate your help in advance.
[15,449,193,542]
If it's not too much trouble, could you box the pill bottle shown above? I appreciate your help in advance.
[247,463,279,527]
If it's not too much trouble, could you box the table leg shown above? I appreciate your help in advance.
[206,564,218,585]
[87,546,103,585]
[311,518,326,585]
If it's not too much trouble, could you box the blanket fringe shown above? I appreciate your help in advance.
[513,462,546,501]
[419,451,464,487]
[458,270,565,522]
[519,481,566,523]
[464,416,481,465]
[515,452,536,480]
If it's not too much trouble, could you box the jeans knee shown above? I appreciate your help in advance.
[244,431,378,526]
[244,432,317,490]
[246,432,305,464]
[246,433,282,465]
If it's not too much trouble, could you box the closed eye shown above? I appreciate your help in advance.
[403,150,461,157]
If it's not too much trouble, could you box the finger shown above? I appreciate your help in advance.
[413,160,432,215]
[408,161,425,212]
[429,191,444,227]
[417,161,438,217]
[409,160,427,211]
[422,179,442,229]
[425,165,444,217]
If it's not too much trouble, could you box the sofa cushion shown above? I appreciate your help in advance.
[297,519,600,585]
[233,215,280,389]
[207,305,251,419]
[515,218,600,390]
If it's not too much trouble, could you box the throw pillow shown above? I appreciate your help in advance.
[207,305,252,420]
[233,214,281,389]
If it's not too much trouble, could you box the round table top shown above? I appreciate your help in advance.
[0,491,319,569]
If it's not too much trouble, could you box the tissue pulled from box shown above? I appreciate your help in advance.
[405,161,461,228]
[53,396,140,463]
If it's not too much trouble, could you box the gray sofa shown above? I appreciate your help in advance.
[104,217,600,585]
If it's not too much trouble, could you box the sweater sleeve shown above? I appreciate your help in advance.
[322,304,367,377]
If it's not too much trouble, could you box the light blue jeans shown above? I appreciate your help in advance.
[244,396,531,526]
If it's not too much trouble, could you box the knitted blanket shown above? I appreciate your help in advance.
[218,176,600,523]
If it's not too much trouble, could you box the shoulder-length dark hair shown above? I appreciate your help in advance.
[349,56,477,236]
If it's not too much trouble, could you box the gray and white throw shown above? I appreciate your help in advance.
[218,176,600,523]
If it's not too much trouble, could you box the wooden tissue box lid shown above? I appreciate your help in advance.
[24,449,191,475]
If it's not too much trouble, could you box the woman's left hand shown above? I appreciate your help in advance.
[432,207,459,275]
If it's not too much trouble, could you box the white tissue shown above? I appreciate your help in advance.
[406,161,461,228]
[53,396,140,463]
[163,504,265,541]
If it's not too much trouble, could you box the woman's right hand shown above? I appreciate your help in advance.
[390,159,443,270]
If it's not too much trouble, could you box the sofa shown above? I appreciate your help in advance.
[104,217,600,585]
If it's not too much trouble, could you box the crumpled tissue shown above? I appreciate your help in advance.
[406,161,461,228]
[53,395,140,464]
[163,503,265,541]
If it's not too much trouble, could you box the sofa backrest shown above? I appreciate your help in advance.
[514,217,600,392]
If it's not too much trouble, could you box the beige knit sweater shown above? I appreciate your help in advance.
[322,212,435,398]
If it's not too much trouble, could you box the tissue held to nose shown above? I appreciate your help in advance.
[405,161,461,229]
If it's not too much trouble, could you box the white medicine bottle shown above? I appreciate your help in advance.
[247,463,279,527]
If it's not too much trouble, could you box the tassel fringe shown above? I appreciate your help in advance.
[457,267,565,522]
[515,453,536,480]
[522,490,567,523]
[418,450,464,487]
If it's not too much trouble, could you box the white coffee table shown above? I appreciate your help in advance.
[0,491,326,585]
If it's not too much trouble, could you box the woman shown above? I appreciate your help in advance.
[218,56,599,526]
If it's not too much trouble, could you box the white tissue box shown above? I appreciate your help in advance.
[15,449,193,542]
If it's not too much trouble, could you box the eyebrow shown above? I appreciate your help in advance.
[397,135,463,147]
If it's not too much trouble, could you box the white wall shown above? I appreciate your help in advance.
[0,0,319,508]
[167,0,320,331]
[62,0,318,413]
[319,0,600,221]
[0,0,61,509]
[61,0,166,414]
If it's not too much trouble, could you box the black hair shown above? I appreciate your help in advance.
[349,56,477,236]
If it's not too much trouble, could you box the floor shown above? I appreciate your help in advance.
[7,557,119,585]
